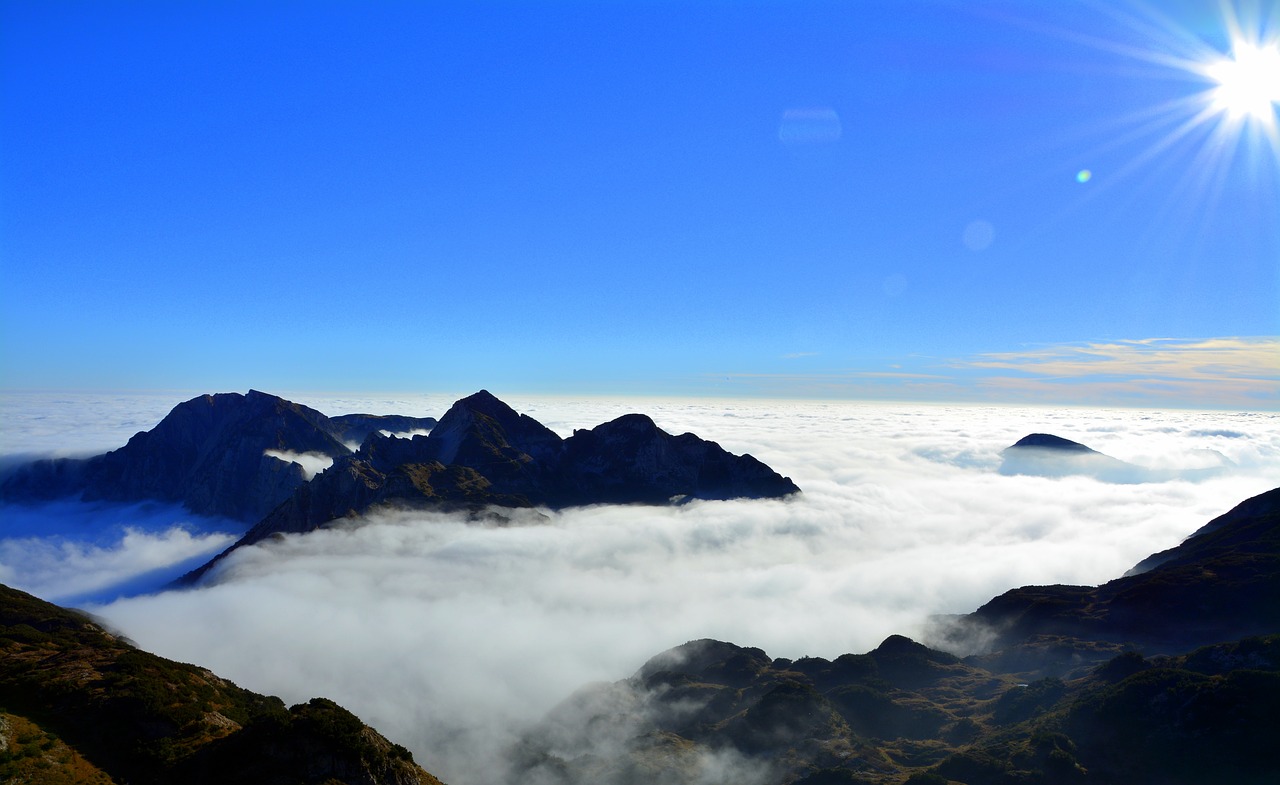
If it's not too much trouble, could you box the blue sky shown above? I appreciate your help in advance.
[1,0,1277,407]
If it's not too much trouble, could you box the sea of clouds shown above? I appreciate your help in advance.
[1,390,1277,783]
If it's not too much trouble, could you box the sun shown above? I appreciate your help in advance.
[1207,39,1280,123]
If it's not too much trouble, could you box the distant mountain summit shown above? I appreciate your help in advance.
[1008,433,1099,452]
[0,391,437,521]
[999,432,1145,483]
[186,390,800,582]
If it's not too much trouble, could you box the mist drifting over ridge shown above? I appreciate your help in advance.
[2,391,1278,784]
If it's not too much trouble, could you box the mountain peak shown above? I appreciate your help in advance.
[428,390,563,466]
[1008,433,1097,452]
[456,388,506,410]
[999,432,1142,482]
[1,390,352,521]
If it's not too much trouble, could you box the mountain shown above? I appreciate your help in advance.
[0,583,445,785]
[939,486,1280,675]
[506,635,1003,785]
[998,433,1145,483]
[1126,486,1280,574]
[510,486,1280,785]
[184,390,799,582]
[512,636,1280,785]
[0,391,437,523]
[327,413,440,445]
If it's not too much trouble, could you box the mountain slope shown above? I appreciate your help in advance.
[0,583,445,785]
[943,486,1280,674]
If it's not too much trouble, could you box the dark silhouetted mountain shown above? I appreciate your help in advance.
[514,486,1280,785]
[327,413,439,446]
[998,433,1145,482]
[558,412,800,504]
[0,391,357,522]
[0,394,438,524]
[0,583,444,785]
[1009,433,1097,452]
[185,390,799,582]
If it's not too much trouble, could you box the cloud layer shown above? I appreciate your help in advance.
[2,393,1278,784]
[0,500,237,605]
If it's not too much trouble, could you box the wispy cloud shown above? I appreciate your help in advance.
[716,337,1278,408]
[961,336,1278,380]
[958,337,1279,408]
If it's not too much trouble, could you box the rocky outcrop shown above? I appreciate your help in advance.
[0,583,445,785]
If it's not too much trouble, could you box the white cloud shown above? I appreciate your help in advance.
[0,395,1249,785]
[263,449,334,480]
[0,523,235,604]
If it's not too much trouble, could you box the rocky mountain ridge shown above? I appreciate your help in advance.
[185,390,800,582]
[1,389,798,585]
